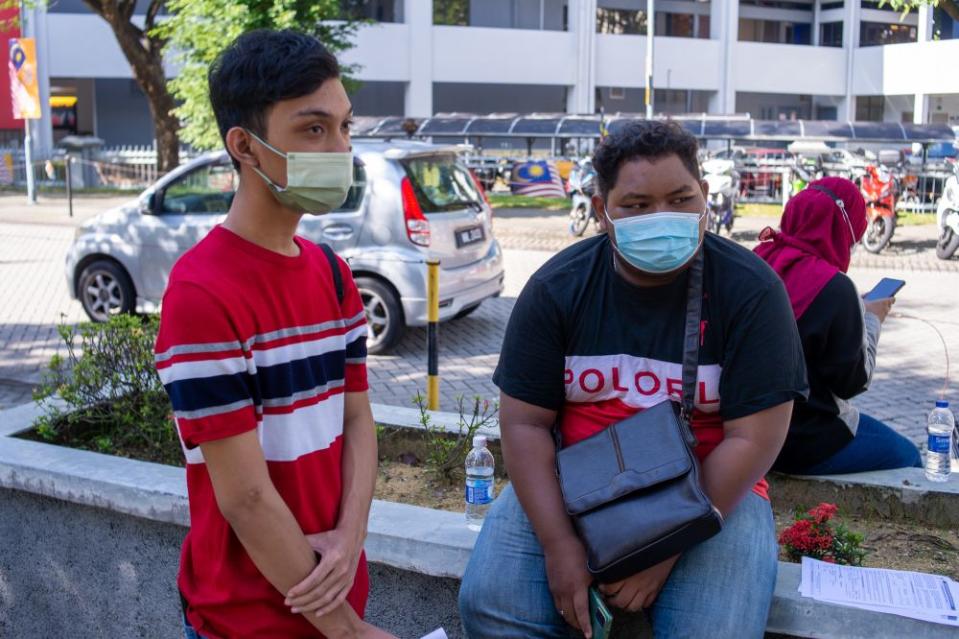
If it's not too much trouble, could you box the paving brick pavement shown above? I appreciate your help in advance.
[0,206,956,450]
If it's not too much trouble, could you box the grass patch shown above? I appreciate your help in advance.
[897,212,936,226]
[488,193,569,211]
[735,203,783,218]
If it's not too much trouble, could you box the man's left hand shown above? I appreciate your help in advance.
[598,555,680,612]
[285,526,365,618]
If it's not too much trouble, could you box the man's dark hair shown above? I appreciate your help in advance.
[209,29,341,167]
[592,120,701,197]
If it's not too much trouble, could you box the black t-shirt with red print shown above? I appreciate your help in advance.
[493,233,808,499]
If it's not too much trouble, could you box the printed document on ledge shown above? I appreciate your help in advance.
[800,557,959,626]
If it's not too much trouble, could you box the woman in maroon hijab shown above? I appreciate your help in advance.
[755,177,921,475]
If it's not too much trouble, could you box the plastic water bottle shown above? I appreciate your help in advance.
[465,435,495,530]
[925,400,954,482]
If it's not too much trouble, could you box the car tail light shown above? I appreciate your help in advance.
[401,177,430,247]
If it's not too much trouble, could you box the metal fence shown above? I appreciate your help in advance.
[0,144,198,191]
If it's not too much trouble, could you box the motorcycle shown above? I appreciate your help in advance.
[936,159,959,260]
[568,158,599,236]
[702,158,739,235]
[860,164,899,254]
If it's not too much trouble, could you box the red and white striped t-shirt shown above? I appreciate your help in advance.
[155,225,369,639]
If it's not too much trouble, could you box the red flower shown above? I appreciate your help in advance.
[809,503,839,524]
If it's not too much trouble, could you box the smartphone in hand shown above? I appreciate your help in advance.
[864,277,905,301]
[589,586,614,639]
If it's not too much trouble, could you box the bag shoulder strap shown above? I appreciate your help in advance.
[320,243,344,306]
[680,249,705,447]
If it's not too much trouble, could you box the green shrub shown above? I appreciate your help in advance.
[33,315,178,464]
[414,393,498,484]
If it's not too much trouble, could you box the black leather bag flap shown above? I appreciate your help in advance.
[557,400,694,516]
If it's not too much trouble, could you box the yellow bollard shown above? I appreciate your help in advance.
[426,259,440,410]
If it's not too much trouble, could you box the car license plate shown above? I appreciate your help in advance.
[456,225,484,247]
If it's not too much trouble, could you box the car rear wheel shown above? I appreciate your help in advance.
[356,277,404,355]
[78,260,136,322]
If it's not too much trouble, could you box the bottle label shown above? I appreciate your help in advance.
[466,478,493,505]
[928,434,952,454]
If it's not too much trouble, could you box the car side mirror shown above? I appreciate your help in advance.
[139,192,156,215]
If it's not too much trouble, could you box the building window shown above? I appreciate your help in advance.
[821,1,844,9]
[340,0,403,22]
[860,21,917,46]
[934,7,958,40]
[434,0,468,26]
[596,8,648,35]
[856,95,885,121]
[739,18,812,44]
[653,11,709,39]
[609,87,626,100]
[820,21,843,47]
[434,0,567,30]
[861,1,915,12]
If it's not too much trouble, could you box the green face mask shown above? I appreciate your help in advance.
[247,130,353,215]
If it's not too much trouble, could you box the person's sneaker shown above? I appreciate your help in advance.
[420,630,448,639]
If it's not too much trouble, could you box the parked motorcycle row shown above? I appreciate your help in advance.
[567,151,959,260]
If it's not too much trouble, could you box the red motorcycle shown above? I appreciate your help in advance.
[860,164,899,254]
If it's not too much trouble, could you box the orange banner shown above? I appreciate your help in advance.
[9,37,40,120]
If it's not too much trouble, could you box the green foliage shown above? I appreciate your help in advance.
[433,0,469,26]
[32,315,179,465]
[779,503,867,566]
[153,0,363,150]
[414,392,498,484]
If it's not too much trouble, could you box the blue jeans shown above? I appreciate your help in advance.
[458,485,778,639]
[183,615,205,639]
[795,413,922,475]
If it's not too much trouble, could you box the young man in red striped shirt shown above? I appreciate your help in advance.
[155,29,393,639]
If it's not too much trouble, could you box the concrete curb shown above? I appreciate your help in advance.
[769,470,959,528]
[3,401,959,637]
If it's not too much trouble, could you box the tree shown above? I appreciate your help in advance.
[155,0,361,151]
[879,0,959,21]
[1,0,181,173]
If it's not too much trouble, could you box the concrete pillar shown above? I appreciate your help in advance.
[913,3,933,123]
[404,0,433,117]
[21,5,53,159]
[812,0,821,46]
[709,0,738,114]
[842,0,861,121]
[567,0,597,114]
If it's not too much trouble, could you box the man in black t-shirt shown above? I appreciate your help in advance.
[458,122,807,638]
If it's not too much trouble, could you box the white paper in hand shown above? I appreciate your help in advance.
[419,629,449,639]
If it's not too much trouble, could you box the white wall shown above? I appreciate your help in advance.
[733,42,846,96]
[594,34,722,91]
[853,39,959,96]
[47,14,143,78]
[338,23,411,82]
[432,26,576,85]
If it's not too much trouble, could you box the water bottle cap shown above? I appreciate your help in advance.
[473,435,487,449]
[936,400,949,408]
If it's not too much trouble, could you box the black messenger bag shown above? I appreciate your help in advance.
[555,250,724,583]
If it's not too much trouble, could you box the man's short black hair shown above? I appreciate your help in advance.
[209,29,341,166]
[592,120,701,197]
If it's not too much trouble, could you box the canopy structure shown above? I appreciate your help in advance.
[351,113,956,144]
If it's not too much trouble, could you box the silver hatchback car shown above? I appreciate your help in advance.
[66,139,505,353]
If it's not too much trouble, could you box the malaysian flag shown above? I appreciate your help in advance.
[510,160,567,198]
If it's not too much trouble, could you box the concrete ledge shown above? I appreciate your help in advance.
[768,469,959,528]
[371,402,500,440]
[4,401,959,637]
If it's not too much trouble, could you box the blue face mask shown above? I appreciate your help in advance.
[605,209,704,274]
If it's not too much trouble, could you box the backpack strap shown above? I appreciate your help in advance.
[320,243,344,306]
